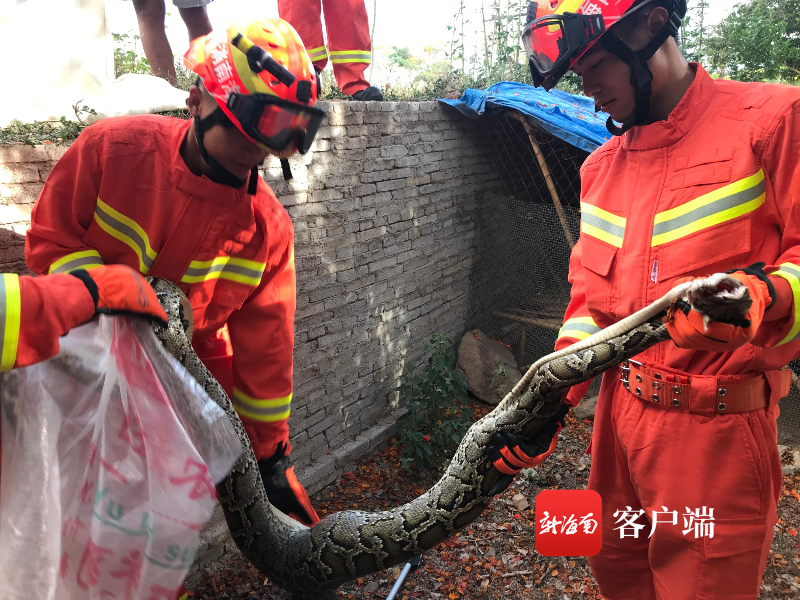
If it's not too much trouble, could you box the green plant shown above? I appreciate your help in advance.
[113,33,152,79]
[394,334,472,470]
[0,102,95,146]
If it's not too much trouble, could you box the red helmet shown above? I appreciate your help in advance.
[521,0,686,134]
[184,18,324,157]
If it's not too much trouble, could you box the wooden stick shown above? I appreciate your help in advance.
[492,311,562,330]
[501,570,534,578]
[505,110,576,249]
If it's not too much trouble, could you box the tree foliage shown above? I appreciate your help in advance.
[697,0,800,84]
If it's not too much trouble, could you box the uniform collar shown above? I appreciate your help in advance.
[171,118,251,201]
[623,63,715,151]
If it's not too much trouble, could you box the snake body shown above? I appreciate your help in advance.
[144,278,716,599]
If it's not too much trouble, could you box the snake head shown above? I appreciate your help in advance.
[683,273,753,329]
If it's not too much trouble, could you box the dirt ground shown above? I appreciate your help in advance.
[187,400,800,600]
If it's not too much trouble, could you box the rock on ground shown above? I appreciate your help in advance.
[572,395,598,421]
[457,329,522,406]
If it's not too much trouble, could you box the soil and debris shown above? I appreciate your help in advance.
[187,400,800,600]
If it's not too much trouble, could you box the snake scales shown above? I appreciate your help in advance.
[142,275,749,600]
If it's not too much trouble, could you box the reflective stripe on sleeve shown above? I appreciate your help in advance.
[180,256,266,287]
[48,249,104,274]
[557,316,601,342]
[771,262,800,346]
[93,198,158,274]
[0,273,21,371]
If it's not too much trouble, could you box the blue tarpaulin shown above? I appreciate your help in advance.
[438,81,612,154]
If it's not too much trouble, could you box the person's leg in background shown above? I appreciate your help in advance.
[177,1,212,42]
[322,0,382,99]
[132,0,177,86]
[277,0,329,86]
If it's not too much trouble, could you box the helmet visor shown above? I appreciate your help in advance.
[227,93,325,154]
[522,18,567,75]
[521,12,605,89]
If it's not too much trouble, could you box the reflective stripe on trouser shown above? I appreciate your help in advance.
[0,273,21,372]
[306,45,328,64]
[277,0,328,69]
[771,262,800,345]
[580,202,626,248]
[587,371,780,600]
[651,170,766,247]
[48,249,104,274]
[329,50,371,64]
[278,0,373,95]
[93,198,158,274]
[557,316,601,342]
[232,388,292,422]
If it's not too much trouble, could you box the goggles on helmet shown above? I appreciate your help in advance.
[521,12,605,91]
[226,93,325,155]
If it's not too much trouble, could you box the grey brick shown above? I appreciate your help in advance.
[379,144,409,159]
[369,256,398,273]
[376,179,407,192]
[356,226,388,242]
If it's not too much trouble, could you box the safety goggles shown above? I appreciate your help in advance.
[226,93,325,155]
[521,12,605,90]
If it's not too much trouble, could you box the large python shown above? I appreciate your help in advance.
[142,273,754,599]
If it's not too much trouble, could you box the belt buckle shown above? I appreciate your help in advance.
[620,359,641,390]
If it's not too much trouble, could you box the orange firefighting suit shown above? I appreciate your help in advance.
[26,115,297,462]
[0,273,97,372]
[0,272,98,477]
[555,64,800,600]
[277,0,372,96]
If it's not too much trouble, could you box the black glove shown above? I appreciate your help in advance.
[257,442,319,526]
[486,404,569,496]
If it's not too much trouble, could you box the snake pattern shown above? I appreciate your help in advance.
[145,278,697,599]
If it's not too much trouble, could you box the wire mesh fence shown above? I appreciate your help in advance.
[470,110,800,444]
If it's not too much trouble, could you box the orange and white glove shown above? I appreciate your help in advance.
[70,265,167,324]
[486,405,568,495]
[666,264,776,352]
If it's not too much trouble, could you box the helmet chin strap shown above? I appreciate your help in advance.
[599,6,682,136]
[195,107,260,194]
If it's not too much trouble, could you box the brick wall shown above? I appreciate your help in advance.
[0,100,502,493]
[0,144,67,274]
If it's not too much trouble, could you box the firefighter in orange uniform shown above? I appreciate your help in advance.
[277,0,384,100]
[487,1,800,598]
[25,18,326,526]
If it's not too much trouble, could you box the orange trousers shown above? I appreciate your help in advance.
[587,363,784,600]
[277,0,372,95]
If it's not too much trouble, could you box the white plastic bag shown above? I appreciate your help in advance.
[0,316,241,600]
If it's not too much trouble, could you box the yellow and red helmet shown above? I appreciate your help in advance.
[521,0,685,91]
[184,18,324,156]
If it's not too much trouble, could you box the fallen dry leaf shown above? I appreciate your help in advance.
[512,493,529,511]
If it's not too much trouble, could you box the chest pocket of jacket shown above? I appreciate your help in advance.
[657,216,753,282]
[655,166,763,282]
[580,236,619,315]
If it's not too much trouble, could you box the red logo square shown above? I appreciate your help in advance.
[535,490,602,556]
